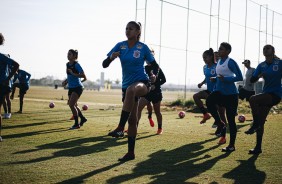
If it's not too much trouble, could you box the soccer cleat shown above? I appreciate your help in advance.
[69,115,74,120]
[6,113,11,119]
[218,136,226,145]
[249,148,262,155]
[245,125,260,135]
[118,152,135,161]
[80,117,87,126]
[212,121,218,128]
[69,124,80,130]
[108,129,124,138]
[16,110,22,114]
[215,122,225,137]
[156,128,163,135]
[149,118,155,127]
[200,113,211,124]
[222,146,235,152]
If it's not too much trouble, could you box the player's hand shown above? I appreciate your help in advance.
[197,83,203,88]
[110,51,120,60]
[149,70,156,83]
[62,80,67,87]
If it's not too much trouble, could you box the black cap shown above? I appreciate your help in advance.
[242,60,250,64]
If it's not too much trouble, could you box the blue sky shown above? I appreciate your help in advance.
[1,0,282,86]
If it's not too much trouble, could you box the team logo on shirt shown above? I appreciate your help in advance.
[273,65,278,71]
[133,50,140,58]
[120,44,127,50]
[211,69,215,75]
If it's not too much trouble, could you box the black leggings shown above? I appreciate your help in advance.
[206,91,239,145]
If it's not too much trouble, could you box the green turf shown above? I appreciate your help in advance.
[0,86,281,183]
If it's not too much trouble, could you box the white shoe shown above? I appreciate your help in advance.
[6,113,11,119]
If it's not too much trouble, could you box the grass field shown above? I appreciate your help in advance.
[0,86,281,184]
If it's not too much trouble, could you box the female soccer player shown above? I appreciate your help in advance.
[10,68,31,113]
[0,33,19,141]
[62,49,87,130]
[245,44,281,154]
[137,61,166,135]
[206,42,243,152]
[102,21,158,161]
[193,48,216,124]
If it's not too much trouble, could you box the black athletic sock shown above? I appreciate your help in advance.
[3,105,7,113]
[148,112,152,119]
[158,123,162,129]
[74,116,79,126]
[199,106,208,114]
[255,126,264,150]
[78,111,85,120]
[117,110,130,130]
[128,136,136,153]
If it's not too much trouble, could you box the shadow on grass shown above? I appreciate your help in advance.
[223,154,265,184]
[3,119,70,130]
[57,162,124,184]
[8,134,156,165]
[106,137,232,184]
[52,136,221,184]
[3,127,68,139]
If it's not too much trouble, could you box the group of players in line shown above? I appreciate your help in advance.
[1,21,281,161]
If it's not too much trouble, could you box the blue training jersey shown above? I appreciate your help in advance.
[107,41,155,89]
[13,69,31,85]
[0,53,14,83]
[253,59,282,98]
[213,57,243,95]
[66,62,84,88]
[203,63,217,92]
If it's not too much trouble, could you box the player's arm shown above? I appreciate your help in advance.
[102,51,120,68]
[6,61,19,84]
[80,72,87,83]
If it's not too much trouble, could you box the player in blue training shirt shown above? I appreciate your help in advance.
[193,48,216,124]
[137,50,166,135]
[206,42,243,152]
[193,49,227,144]
[10,69,31,113]
[0,33,20,141]
[103,21,158,161]
[245,44,282,155]
[62,49,87,130]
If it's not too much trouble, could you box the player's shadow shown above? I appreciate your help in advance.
[3,127,69,139]
[223,154,266,184]
[55,136,221,184]
[3,119,70,130]
[7,133,156,165]
[106,137,231,184]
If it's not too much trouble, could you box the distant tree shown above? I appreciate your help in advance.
[105,79,112,84]
[115,79,120,85]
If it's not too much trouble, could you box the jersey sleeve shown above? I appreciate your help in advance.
[75,63,84,73]
[107,42,121,58]
[143,44,155,63]
[225,59,243,82]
